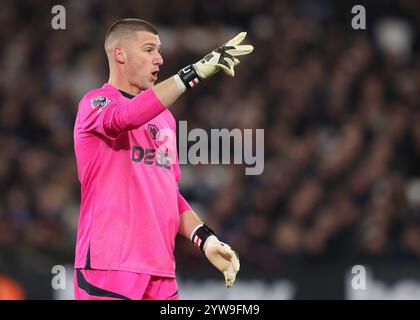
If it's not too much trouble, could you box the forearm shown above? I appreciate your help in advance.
[152,76,185,108]
[178,210,203,240]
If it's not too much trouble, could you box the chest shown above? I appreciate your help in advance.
[128,111,177,170]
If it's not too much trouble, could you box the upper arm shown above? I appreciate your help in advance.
[77,88,166,140]
[76,92,122,140]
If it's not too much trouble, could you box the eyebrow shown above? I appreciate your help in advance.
[142,42,161,48]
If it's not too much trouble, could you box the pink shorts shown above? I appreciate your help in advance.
[74,269,179,300]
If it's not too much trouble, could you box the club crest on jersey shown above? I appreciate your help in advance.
[148,124,160,140]
[91,96,111,113]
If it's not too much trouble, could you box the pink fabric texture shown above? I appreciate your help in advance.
[73,83,191,277]
[74,269,179,300]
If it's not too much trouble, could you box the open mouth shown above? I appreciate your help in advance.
[151,71,159,80]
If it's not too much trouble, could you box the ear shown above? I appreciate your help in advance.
[114,47,125,64]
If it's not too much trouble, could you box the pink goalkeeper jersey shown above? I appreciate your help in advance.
[73,83,191,277]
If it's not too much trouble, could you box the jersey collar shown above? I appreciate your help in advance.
[103,83,136,100]
[118,90,135,100]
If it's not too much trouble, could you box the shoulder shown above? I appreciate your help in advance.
[78,84,121,111]
[81,85,120,103]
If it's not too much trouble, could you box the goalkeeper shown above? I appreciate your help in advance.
[73,18,253,300]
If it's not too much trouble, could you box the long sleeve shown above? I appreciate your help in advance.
[178,190,192,215]
[78,88,166,140]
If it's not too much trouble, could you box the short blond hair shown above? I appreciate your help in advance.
[104,18,158,51]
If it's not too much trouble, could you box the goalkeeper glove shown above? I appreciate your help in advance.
[175,32,254,90]
[191,225,240,288]
[204,237,240,288]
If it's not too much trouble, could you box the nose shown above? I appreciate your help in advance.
[154,52,163,66]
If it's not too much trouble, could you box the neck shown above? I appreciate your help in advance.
[108,72,141,96]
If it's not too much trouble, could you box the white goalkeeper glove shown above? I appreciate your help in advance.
[191,224,240,288]
[175,32,254,90]
[204,236,240,288]
[194,32,254,78]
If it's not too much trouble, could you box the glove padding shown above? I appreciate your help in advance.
[204,238,240,288]
[193,32,254,79]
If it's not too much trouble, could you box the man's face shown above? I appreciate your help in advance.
[124,31,163,90]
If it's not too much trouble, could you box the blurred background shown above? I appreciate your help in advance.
[1,0,420,299]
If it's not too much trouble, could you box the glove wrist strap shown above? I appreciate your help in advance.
[177,65,201,89]
[191,224,217,253]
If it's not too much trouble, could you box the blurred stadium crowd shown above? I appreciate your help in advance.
[1,0,420,297]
